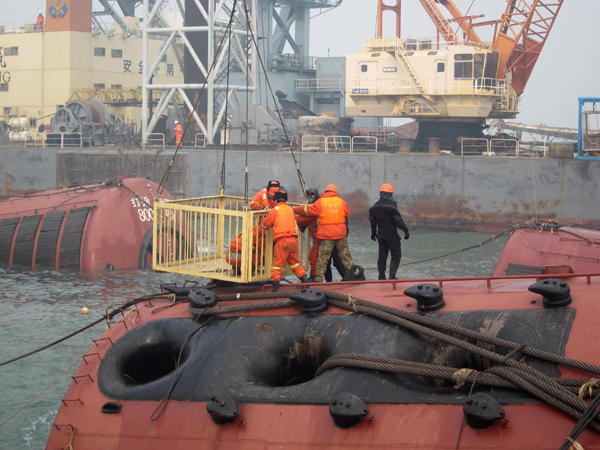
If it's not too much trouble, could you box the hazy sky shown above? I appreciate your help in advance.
[4,0,599,128]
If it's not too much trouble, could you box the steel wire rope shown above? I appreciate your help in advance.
[0,295,170,367]
[187,287,600,377]
[219,0,237,195]
[150,315,213,421]
[325,297,600,428]
[559,392,600,450]
[0,350,86,429]
[172,287,600,433]
[240,0,308,198]
[157,5,239,195]
[243,0,250,202]
[312,353,598,397]
[454,0,477,37]
[322,291,600,376]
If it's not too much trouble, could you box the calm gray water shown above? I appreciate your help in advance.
[0,224,508,448]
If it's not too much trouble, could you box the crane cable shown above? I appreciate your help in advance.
[241,0,308,199]
[157,4,239,195]
[244,0,250,203]
[220,0,238,196]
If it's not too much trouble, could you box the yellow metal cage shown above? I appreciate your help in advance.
[153,195,310,283]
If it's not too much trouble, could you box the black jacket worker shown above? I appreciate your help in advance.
[369,183,410,280]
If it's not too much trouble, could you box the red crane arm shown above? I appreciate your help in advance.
[493,0,564,96]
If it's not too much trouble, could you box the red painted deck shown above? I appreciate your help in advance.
[46,274,600,449]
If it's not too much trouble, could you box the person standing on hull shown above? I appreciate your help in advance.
[250,180,280,211]
[261,191,308,291]
[297,184,354,282]
[174,121,183,149]
[295,188,347,282]
[369,183,410,280]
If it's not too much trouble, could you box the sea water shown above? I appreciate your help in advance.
[0,224,509,448]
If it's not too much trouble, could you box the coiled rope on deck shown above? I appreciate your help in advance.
[185,288,600,434]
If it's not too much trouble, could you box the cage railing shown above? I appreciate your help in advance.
[153,195,309,283]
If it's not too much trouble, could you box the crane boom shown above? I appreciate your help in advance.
[493,0,564,95]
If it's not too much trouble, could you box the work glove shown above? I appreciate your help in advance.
[404,231,410,240]
[371,233,377,242]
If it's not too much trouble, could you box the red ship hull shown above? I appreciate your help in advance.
[46,275,600,449]
[0,178,173,271]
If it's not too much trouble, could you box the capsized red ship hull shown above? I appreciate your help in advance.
[493,225,600,277]
[0,178,173,271]
[46,275,600,449]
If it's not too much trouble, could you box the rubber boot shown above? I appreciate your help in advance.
[307,276,316,282]
[300,275,309,283]
[272,281,280,292]
[378,271,386,280]
[389,261,400,280]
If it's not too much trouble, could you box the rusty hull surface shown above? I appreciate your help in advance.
[2,147,600,230]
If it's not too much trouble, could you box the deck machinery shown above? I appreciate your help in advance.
[347,0,564,151]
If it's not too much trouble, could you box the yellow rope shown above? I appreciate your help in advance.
[0,353,83,428]
[347,295,358,313]
[567,437,585,450]
[578,378,600,399]
[452,368,477,389]
[65,427,76,450]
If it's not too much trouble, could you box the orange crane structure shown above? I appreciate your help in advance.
[377,0,565,96]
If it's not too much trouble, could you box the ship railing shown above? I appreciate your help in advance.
[352,136,378,153]
[300,135,378,153]
[461,138,490,156]
[461,138,530,157]
[300,135,327,152]
[490,139,520,156]
[325,136,352,153]
[194,133,206,148]
[62,133,84,148]
[143,133,166,149]
[365,36,489,52]
[348,78,508,97]
[270,53,317,72]
[153,195,309,283]
[42,133,85,148]
[296,78,345,92]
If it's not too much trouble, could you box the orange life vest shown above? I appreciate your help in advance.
[320,197,345,225]
[272,203,298,241]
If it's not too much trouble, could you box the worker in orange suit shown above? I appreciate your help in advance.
[174,120,183,148]
[37,12,44,32]
[295,184,353,282]
[249,180,280,211]
[225,225,266,268]
[261,191,308,291]
[295,188,347,282]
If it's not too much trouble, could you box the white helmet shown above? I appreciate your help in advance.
[174,120,179,124]
[39,11,42,14]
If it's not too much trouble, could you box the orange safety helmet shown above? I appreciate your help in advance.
[325,184,338,194]
[380,183,394,193]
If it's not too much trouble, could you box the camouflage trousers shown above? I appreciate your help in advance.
[315,238,353,282]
